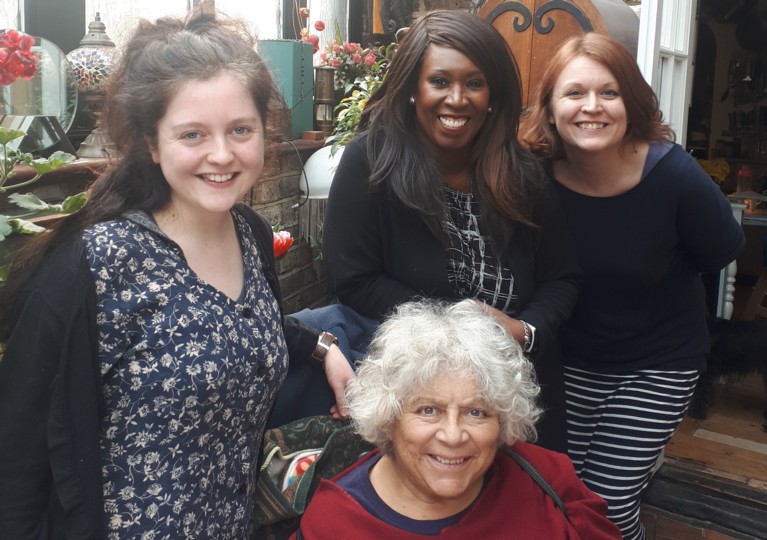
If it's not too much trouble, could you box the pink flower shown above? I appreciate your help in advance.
[352,53,362,63]
[329,58,342,68]
[319,51,328,63]
[314,20,325,32]
[332,43,341,54]
[364,53,376,67]
[343,42,359,53]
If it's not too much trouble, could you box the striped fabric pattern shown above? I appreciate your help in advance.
[564,366,699,540]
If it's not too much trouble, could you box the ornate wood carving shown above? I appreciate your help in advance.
[473,0,638,108]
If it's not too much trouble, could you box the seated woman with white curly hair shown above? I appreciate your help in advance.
[295,299,620,539]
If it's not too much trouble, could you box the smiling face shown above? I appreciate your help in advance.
[384,372,500,515]
[548,55,628,158]
[413,44,490,163]
[150,72,265,219]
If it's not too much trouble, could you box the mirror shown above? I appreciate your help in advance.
[0,34,78,153]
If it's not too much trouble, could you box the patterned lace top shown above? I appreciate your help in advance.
[442,186,517,313]
[83,210,287,539]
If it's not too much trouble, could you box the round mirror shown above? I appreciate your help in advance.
[0,34,78,142]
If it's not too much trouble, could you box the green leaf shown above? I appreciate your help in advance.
[0,214,11,242]
[61,191,87,214]
[7,192,49,211]
[0,128,26,145]
[10,218,46,235]
[29,151,76,175]
[0,264,8,284]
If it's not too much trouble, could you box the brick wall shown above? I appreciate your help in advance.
[242,140,332,315]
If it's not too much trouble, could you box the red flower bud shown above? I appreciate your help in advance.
[273,230,293,259]
[314,20,325,32]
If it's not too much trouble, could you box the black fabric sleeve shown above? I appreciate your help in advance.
[0,245,104,539]
[323,137,420,319]
[674,153,746,273]
[515,182,582,357]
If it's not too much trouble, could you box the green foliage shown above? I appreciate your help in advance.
[0,128,83,282]
[326,42,397,156]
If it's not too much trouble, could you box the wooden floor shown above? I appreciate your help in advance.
[664,373,767,494]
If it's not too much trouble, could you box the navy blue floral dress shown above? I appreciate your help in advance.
[83,210,287,539]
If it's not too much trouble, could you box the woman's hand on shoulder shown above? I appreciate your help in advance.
[323,345,355,420]
[474,300,526,347]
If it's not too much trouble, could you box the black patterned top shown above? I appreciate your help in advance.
[83,210,288,539]
[443,186,517,313]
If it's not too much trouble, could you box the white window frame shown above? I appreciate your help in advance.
[637,0,698,147]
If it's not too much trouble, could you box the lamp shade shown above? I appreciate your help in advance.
[299,145,344,200]
[66,12,117,94]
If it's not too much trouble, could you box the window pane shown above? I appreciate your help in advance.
[215,0,281,39]
[85,0,190,48]
[0,0,20,29]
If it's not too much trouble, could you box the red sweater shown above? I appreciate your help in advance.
[294,442,620,539]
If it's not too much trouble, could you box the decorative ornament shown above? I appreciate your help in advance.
[65,13,118,158]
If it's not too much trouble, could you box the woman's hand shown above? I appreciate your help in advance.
[323,345,355,420]
[474,300,526,347]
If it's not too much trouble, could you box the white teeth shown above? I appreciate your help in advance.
[433,455,465,465]
[201,173,234,183]
[578,123,605,130]
[439,116,468,128]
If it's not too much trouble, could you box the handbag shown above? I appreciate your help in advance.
[252,415,374,540]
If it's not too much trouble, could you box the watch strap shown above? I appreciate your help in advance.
[310,331,338,364]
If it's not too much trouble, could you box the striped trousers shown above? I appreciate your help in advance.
[564,366,700,540]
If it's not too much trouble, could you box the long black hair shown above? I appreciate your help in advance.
[359,9,544,245]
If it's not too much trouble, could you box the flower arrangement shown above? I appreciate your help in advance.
[0,29,38,85]
[327,42,396,154]
[317,35,376,92]
[297,6,375,92]
[697,158,730,185]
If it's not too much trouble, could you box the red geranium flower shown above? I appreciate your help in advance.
[0,29,38,86]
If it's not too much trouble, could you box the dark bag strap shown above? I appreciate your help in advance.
[501,446,570,522]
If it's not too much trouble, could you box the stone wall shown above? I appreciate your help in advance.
[412,0,471,18]
[243,140,332,315]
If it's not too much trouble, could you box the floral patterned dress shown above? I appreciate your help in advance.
[83,210,288,539]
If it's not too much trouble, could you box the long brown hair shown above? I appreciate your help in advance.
[521,32,674,159]
[0,12,282,338]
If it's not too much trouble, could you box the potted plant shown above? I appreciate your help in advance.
[0,29,82,283]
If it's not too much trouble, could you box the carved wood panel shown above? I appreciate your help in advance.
[475,0,637,107]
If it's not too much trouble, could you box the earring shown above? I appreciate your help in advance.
[409,96,415,104]
[487,106,493,112]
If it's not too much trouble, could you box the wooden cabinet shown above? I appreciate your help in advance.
[474,0,639,107]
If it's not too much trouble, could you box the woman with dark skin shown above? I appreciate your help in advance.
[323,10,581,452]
